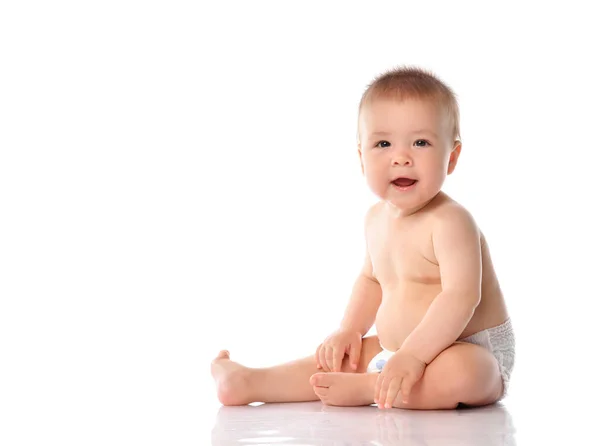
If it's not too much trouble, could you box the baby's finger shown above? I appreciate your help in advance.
[332,346,344,372]
[374,373,383,404]
[377,375,390,408]
[325,346,335,372]
[349,338,361,370]
[319,347,329,372]
[315,344,322,369]
[384,378,401,409]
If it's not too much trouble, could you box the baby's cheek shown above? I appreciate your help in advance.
[366,169,385,188]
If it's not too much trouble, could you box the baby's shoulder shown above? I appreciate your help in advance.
[363,201,386,227]
[429,196,480,234]
[365,201,383,217]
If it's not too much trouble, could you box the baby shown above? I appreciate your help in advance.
[211,66,515,410]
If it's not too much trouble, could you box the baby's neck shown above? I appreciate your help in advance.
[385,191,447,219]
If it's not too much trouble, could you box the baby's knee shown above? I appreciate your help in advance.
[436,343,502,401]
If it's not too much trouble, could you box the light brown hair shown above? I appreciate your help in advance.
[358,66,461,143]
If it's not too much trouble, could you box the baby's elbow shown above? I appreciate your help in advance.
[469,291,482,310]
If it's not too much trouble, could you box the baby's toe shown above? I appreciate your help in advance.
[214,350,230,361]
[309,372,329,387]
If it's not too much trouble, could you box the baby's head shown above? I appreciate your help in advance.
[357,66,462,214]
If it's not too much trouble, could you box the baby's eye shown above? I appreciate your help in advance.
[414,139,430,147]
[376,140,391,148]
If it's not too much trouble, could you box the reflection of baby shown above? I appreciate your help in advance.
[212,402,516,446]
[212,66,515,410]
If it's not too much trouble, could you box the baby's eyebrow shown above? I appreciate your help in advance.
[368,130,438,138]
[410,129,438,137]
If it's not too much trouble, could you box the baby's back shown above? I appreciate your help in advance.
[366,193,509,351]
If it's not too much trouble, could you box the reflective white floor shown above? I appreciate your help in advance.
[212,401,516,445]
[209,391,599,446]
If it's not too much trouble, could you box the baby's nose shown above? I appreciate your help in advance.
[392,152,412,166]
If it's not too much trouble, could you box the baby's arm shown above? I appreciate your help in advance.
[339,248,382,336]
[339,206,383,335]
[316,215,382,372]
[316,245,381,372]
[400,206,482,364]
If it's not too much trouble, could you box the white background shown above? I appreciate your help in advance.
[1,1,599,444]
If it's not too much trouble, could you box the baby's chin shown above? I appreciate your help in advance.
[383,190,441,215]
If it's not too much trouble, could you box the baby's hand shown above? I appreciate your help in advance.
[374,350,426,409]
[315,329,363,372]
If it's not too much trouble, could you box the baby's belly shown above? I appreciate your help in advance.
[375,282,441,351]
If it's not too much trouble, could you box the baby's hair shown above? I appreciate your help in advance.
[357,65,461,144]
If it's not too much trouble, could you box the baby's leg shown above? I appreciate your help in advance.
[211,336,382,406]
[393,342,503,409]
[310,342,503,409]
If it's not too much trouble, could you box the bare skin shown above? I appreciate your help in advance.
[212,335,502,409]
[211,336,383,407]
[366,193,509,353]
[212,96,511,409]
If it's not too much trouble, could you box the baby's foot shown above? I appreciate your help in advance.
[309,372,378,407]
[211,350,253,406]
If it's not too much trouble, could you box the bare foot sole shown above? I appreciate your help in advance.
[309,372,377,407]
[211,350,253,406]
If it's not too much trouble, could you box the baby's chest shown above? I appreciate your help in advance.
[368,232,440,284]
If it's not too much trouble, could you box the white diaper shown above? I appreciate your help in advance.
[367,347,395,373]
[366,318,516,399]
[459,318,515,399]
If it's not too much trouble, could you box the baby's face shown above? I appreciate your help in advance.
[358,97,461,214]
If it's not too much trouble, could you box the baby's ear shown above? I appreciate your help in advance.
[357,144,365,175]
[447,141,462,175]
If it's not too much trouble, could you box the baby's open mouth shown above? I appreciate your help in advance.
[392,177,417,187]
